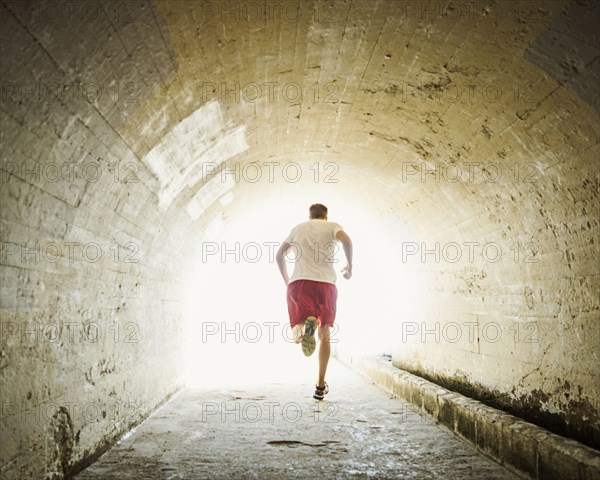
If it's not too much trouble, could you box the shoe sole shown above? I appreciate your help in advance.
[301,316,318,357]
[313,383,329,400]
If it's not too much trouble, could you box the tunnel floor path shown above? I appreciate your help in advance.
[74,359,522,480]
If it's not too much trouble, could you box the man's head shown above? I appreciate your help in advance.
[309,203,328,220]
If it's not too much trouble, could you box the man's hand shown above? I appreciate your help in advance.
[341,265,352,280]
[276,242,291,287]
[336,230,353,280]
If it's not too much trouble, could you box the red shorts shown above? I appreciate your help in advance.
[286,279,338,328]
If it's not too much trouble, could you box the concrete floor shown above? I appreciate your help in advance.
[74,359,521,480]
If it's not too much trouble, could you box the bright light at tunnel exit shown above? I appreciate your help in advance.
[181,191,429,388]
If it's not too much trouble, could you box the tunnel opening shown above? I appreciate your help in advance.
[180,175,418,388]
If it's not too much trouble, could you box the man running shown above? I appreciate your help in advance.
[275,203,353,400]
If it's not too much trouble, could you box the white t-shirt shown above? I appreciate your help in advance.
[283,219,344,285]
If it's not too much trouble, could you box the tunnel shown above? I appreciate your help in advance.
[1,0,599,478]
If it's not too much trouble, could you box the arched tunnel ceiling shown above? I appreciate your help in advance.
[1,1,599,473]
[2,0,598,235]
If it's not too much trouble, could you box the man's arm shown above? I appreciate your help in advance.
[336,230,353,279]
[276,242,291,286]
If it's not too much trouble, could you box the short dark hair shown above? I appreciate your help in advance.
[309,203,328,219]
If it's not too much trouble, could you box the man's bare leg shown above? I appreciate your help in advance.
[317,325,331,387]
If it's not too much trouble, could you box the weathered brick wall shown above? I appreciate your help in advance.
[0,1,202,478]
[1,0,598,478]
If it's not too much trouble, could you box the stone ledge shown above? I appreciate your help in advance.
[336,353,600,480]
